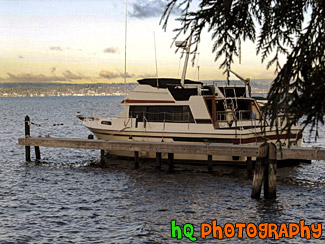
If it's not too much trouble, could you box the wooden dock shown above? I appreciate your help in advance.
[18,137,325,161]
[18,116,325,200]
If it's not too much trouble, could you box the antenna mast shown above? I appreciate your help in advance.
[124,0,128,94]
[179,34,192,87]
[154,32,159,87]
[123,0,128,122]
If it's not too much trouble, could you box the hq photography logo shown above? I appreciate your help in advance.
[170,219,323,241]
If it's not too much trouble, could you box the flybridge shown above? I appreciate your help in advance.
[137,78,212,101]
[137,78,248,100]
[137,78,202,88]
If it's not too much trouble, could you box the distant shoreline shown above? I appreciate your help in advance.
[0,94,126,98]
[0,80,271,97]
[0,82,137,98]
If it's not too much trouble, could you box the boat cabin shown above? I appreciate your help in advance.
[122,78,261,129]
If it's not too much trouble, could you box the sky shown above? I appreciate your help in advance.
[0,0,278,84]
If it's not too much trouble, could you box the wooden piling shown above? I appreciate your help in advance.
[168,153,174,173]
[156,152,162,170]
[35,146,41,161]
[251,143,277,200]
[134,151,139,169]
[25,116,31,161]
[100,150,105,166]
[251,158,264,199]
[264,143,277,199]
[246,156,253,175]
[251,143,268,199]
[208,155,213,173]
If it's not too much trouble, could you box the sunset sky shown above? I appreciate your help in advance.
[1,0,279,84]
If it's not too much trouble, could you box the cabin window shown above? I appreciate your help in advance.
[129,106,194,123]
[216,99,253,120]
[237,100,252,119]
[101,121,112,125]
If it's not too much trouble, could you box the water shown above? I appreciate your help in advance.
[0,96,324,243]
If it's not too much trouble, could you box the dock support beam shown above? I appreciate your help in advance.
[134,151,139,169]
[251,143,277,199]
[208,155,213,173]
[25,116,31,162]
[168,153,174,173]
[156,152,162,170]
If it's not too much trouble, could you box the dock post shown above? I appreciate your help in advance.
[156,152,162,170]
[100,150,105,166]
[251,143,268,199]
[134,151,139,169]
[208,155,213,173]
[24,116,31,162]
[35,146,41,161]
[264,143,277,199]
[167,153,174,173]
[246,156,253,175]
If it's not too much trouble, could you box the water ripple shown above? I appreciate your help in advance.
[0,96,324,243]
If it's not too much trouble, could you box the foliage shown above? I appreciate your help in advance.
[161,0,325,138]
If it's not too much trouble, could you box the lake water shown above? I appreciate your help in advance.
[0,96,324,243]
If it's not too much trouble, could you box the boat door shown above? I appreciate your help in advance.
[204,96,217,128]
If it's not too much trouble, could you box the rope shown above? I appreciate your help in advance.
[29,120,81,127]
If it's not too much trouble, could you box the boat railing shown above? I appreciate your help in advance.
[78,100,120,120]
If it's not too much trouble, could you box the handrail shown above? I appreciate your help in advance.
[216,110,253,121]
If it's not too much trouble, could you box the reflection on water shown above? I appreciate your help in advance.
[0,96,324,243]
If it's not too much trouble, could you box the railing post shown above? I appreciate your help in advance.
[25,116,31,161]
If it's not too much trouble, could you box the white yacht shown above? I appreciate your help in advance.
[82,39,302,164]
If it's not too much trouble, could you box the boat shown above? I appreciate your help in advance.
[81,38,302,164]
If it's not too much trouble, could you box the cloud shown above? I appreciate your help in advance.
[49,46,63,51]
[103,47,118,53]
[6,72,66,82]
[62,70,86,80]
[51,67,56,74]
[99,70,134,79]
[99,70,120,79]
[122,72,134,78]
[130,0,179,19]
